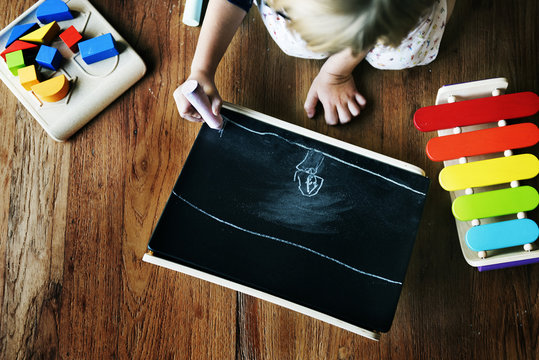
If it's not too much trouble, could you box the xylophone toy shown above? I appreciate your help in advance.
[414,78,539,271]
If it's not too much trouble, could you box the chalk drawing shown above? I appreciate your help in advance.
[294,150,325,197]
[172,190,402,285]
[223,119,426,196]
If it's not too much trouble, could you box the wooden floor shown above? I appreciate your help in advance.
[1,0,538,359]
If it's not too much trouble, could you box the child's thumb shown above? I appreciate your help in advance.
[211,96,222,116]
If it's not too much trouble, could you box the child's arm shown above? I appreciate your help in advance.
[176,0,247,123]
[304,48,368,125]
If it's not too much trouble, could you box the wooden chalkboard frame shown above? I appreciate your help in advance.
[143,103,429,340]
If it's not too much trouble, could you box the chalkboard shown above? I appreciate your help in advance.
[146,104,429,337]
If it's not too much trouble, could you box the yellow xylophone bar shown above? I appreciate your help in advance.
[439,154,539,191]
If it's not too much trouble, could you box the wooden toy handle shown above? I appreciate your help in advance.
[181,80,223,130]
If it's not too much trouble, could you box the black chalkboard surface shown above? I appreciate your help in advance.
[144,104,430,340]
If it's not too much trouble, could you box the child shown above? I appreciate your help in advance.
[176,0,455,126]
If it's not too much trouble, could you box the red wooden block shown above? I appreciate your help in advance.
[59,25,82,53]
[1,40,39,62]
[426,122,539,161]
[414,92,539,132]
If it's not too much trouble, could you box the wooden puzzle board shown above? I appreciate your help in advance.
[0,0,146,141]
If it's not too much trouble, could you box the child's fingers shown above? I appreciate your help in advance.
[174,86,193,117]
[211,94,223,116]
[180,105,203,122]
[337,104,353,124]
[355,93,367,108]
[322,102,339,125]
[177,99,201,120]
[304,88,319,118]
[347,100,361,117]
[175,94,203,122]
[183,113,204,123]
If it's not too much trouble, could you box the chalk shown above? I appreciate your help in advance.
[179,80,223,130]
[36,0,73,23]
[182,0,203,27]
[31,74,70,102]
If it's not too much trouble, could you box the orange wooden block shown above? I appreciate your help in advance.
[18,65,40,90]
[31,74,69,102]
[427,123,539,161]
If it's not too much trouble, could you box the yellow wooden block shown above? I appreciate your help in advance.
[19,22,60,45]
[31,74,70,102]
[18,65,40,91]
[439,154,539,191]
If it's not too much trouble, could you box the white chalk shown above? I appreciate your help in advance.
[182,0,203,27]
[180,80,223,129]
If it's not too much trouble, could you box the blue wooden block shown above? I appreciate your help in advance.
[36,0,73,23]
[5,23,40,48]
[78,33,119,64]
[35,45,63,71]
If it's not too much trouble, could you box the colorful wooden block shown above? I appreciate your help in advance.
[78,33,119,64]
[18,65,40,90]
[59,26,82,53]
[19,21,60,45]
[452,186,539,221]
[5,23,40,48]
[466,218,539,252]
[1,40,39,61]
[6,50,26,76]
[426,123,539,161]
[439,154,539,191]
[36,0,74,23]
[414,92,539,132]
[31,74,69,102]
[35,45,63,70]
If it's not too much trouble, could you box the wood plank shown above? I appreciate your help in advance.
[0,101,70,358]
[0,0,537,359]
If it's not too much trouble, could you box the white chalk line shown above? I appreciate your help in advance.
[172,191,402,285]
[223,118,426,196]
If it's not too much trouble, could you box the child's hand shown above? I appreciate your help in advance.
[304,69,366,125]
[175,72,223,123]
[174,0,247,125]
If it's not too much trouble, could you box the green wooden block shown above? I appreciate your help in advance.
[6,50,26,76]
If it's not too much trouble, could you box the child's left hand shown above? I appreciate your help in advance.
[304,48,368,125]
[304,70,366,125]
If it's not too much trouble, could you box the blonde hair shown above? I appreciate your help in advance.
[267,0,436,54]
